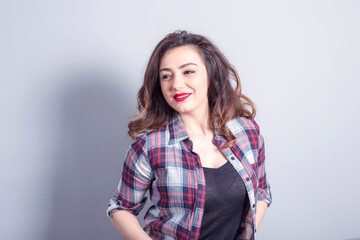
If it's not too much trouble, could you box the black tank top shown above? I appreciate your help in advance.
[199,161,249,240]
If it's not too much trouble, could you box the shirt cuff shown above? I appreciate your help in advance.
[255,185,272,207]
[106,197,147,218]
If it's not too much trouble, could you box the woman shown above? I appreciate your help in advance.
[107,30,272,240]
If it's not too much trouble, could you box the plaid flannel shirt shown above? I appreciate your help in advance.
[107,115,272,240]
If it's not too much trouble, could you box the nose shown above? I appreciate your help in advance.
[171,73,186,90]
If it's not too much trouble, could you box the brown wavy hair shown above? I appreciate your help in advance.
[128,30,256,148]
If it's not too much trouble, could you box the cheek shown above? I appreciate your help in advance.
[160,83,169,99]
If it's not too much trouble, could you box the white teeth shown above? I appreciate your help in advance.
[175,94,190,99]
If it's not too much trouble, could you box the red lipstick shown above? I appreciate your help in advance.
[173,93,192,102]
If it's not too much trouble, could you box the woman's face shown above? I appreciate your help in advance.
[159,45,210,117]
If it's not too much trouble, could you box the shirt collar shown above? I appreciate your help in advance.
[168,114,229,147]
[168,114,190,145]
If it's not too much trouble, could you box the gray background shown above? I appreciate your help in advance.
[1,0,359,239]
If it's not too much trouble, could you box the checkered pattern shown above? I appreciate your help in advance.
[107,115,272,240]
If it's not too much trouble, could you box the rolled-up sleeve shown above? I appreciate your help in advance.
[255,134,272,207]
[106,137,153,218]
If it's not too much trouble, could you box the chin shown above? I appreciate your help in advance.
[170,106,189,114]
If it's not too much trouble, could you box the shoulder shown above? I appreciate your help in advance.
[130,125,172,170]
[133,125,170,152]
[226,116,260,136]
[227,116,265,154]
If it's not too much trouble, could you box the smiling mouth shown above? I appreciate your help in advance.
[173,93,192,102]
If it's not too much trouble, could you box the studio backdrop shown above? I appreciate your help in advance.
[1,1,359,240]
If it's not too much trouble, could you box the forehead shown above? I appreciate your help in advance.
[159,45,204,68]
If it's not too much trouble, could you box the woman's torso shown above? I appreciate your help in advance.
[141,116,260,240]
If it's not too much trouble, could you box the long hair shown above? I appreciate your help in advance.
[128,30,256,148]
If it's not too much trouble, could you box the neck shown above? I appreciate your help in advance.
[179,105,212,139]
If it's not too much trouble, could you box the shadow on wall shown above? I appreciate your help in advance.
[46,69,135,240]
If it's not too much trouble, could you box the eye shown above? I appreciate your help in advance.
[184,70,195,75]
[160,74,172,80]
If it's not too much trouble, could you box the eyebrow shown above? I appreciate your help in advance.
[159,63,198,73]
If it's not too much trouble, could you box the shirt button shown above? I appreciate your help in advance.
[246,177,250,181]
[230,156,235,160]
[252,204,256,208]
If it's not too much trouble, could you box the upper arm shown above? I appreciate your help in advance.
[255,133,272,206]
[107,138,153,217]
